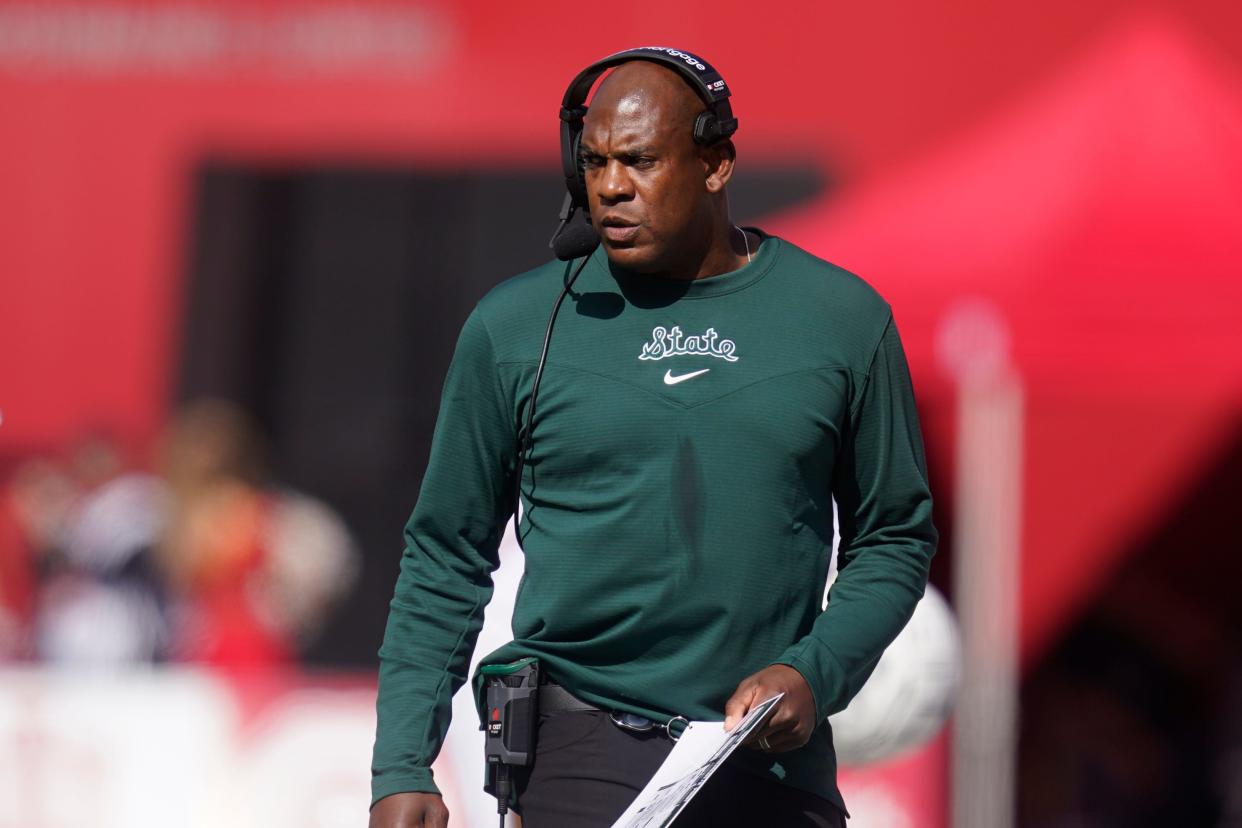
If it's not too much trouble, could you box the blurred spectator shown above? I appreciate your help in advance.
[27,431,171,666]
[2,402,359,671]
[35,470,170,666]
[0,458,76,659]
[155,398,359,669]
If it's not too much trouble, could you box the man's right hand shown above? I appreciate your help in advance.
[368,792,449,828]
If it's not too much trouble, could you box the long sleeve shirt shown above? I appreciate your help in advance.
[371,230,937,814]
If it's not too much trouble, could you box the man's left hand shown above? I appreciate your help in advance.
[723,664,817,753]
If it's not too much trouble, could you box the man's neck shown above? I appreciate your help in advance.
[651,222,756,281]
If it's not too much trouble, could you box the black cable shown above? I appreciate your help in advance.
[495,763,511,826]
[512,254,592,548]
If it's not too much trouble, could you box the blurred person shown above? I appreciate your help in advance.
[26,431,173,666]
[0,458,77,660]
[370,49,936,827]
[156,399,359,668]
[34,469,170,666]
[66,429,127,491]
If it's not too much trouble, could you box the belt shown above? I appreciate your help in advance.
[539,682,688,740]
[539,682,604,713]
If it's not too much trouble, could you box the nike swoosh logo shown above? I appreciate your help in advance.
[663,368,711,385]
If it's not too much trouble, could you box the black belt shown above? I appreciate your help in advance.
[540,682,604,713]
[538,682,689,740]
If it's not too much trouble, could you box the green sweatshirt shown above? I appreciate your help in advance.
[371,230,937,815]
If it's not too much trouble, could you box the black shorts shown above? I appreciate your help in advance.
[511,710,847,827]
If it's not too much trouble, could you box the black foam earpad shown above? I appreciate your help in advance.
[693,111,721,145]
[568,127,588,208]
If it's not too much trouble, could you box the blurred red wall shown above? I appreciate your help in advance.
[3,0,1241,454]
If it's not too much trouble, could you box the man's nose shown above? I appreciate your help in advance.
[597,159,633,203]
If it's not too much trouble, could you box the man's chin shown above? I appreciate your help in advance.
[601,242,660,274]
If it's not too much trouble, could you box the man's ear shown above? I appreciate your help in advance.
[703,139,736,193]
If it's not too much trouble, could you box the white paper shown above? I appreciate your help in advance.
[611,693,785,828]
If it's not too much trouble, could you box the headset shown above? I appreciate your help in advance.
[514,47,739,543]
[551,45,739,240]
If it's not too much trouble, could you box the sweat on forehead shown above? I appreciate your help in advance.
[588,60,706,128]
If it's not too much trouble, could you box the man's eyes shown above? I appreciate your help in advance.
[579,154,656,169]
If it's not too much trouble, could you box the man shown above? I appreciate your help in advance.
[370,54,936,827]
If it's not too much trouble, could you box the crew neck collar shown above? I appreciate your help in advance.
[593,227,780,300]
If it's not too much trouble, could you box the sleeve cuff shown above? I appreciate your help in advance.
[371,767,440,810]
[772,638,849,724]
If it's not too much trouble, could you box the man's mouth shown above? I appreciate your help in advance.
[600,215,640,244]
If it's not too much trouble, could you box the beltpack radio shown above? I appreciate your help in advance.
[479,658,540,824]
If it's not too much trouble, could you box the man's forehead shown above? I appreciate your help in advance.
[588,62,701,121]
[581,100,680,145]
[609,92,648,120]
[582,62,699,145]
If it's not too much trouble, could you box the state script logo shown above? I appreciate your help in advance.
[638,326,739,362]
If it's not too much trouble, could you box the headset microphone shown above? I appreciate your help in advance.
[552,221,601,261]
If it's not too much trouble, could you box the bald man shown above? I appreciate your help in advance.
[370,53,936,827]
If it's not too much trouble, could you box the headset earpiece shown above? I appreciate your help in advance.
[693,111,721,145]
[571,128,588,207]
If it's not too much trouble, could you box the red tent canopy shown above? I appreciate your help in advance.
[770,16,1242,663]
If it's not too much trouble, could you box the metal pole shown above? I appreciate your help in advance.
[940,300,1024,828]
